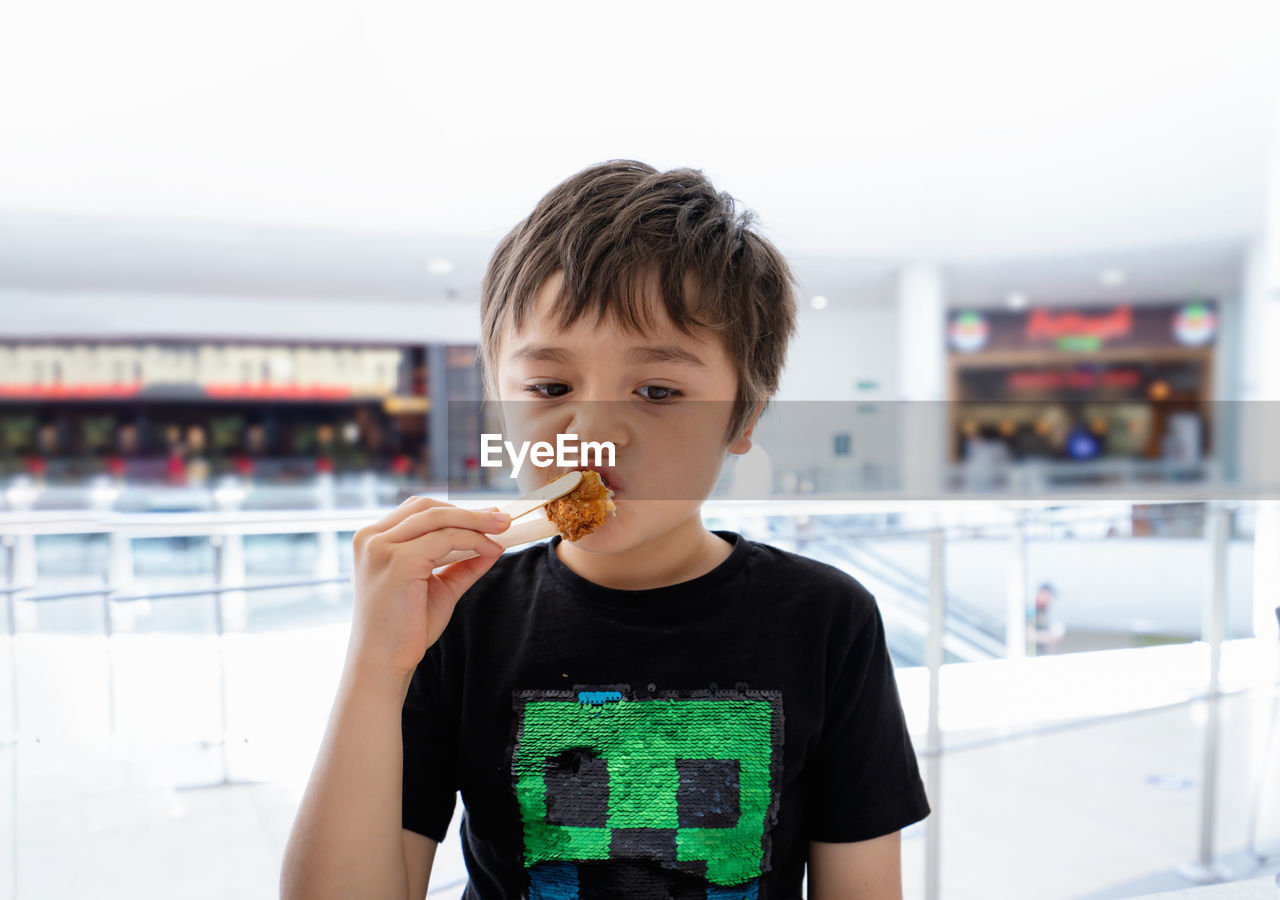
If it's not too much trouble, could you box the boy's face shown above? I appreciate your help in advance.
[492,269,755,554]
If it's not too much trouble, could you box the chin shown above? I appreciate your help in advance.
[562,503,665,554]
[558,502,697,555]
[559,511,621,551]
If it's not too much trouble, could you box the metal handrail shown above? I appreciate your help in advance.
[726,505,1224,545]
[923,678,1280,758]
[19,575,351,606]
[10,564,1268,743]
[0,497,1242,551]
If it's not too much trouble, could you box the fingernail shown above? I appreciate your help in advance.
[490,512,510,523]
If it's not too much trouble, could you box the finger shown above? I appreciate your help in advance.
[402,526,507,568]
[428,552,504,608]
[383,505,511,545]
[361,495,456,537]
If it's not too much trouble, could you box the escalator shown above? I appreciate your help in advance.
[794,534,1007,668]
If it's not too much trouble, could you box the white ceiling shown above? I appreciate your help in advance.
[0,211,1249,313]
[0,0,1276,310]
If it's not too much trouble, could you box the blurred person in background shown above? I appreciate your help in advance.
[1027,581,1066,655]
[163,424,186,486]
[185,424,210,486]
[963,424,1012,491]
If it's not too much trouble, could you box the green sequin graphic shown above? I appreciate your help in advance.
[510,687,783,891]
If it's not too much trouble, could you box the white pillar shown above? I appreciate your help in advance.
[1241,93,1280,640]
[897,263,947,530]
[1237,237,1280,406]
[1240,100,1280,868]
[898,263,947,404]
[1266,92,1280,305]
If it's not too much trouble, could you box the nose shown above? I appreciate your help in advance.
[564,396,630,453]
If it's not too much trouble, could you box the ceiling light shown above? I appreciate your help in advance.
[1100,268,1126,287]
[427,258,455,276]
[810,295,829,310]
[1006,291,1028,309]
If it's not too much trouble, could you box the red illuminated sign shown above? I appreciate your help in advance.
[1006,367,1142,392]
[1025,306,1133,350]
[0,383,355,400]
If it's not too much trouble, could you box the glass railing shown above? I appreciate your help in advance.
[1,499,1278,898]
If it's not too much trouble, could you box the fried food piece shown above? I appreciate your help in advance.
[544,470,616,541]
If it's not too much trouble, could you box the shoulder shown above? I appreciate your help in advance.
[487,539,549,582]
[740,536,879,628]
[455,540,548,606]
[424,541,552,667]
[437,539,556,635]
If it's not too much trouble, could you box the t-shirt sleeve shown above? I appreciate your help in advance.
[805,592,931,843]
[401,646,460,842]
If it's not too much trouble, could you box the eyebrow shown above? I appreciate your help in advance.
[510,344,708,369]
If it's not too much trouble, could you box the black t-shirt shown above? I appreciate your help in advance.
[402,530,930,899]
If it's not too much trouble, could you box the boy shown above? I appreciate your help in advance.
[281,160,930,899]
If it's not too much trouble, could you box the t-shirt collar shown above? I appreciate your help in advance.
[543,529,751,616]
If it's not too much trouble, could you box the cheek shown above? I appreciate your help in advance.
[629,434,729,500]
[496,393,563,442]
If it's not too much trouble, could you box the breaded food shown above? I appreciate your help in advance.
[544,469,616,541]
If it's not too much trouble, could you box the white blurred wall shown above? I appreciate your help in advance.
[0,290,478,344]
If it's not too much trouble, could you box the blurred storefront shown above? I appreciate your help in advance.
[0,340,484,487]
[946,301,1219,473]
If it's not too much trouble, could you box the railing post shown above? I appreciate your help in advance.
[101,578,116,734]
[1179,503,1231,884]
[213,536,235,783]
[176,536,264,792]
[315,529,341,607]
[1006,507,1029,660]
[925,527,945,900]
[11,531,36,631]
[2,535,17,747]
[207,535,234,785]
[217,533,247,631]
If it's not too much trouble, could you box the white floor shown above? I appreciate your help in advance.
[1,628,1278,900]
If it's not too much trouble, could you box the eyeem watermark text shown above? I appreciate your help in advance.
[480,433,616,477]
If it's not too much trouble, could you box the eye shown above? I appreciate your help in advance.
[636,385,683,403]
[523,383,571,398]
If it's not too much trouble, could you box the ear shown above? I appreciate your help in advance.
[727,400,766,456]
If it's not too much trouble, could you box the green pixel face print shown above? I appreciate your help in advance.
[510,686,784,899]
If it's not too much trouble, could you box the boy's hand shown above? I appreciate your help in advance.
[347,497,511,681]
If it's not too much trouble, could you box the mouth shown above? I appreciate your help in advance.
[562,465,623,494]
[543,467,618,541]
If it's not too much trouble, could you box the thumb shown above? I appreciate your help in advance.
[430,552,503,607]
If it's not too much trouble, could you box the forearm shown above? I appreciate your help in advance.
[281,657,416,900]
[808,834,903,900]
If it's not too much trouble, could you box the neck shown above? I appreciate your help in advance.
[555,513,733,591]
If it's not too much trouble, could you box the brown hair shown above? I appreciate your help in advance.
[478,159,798,446]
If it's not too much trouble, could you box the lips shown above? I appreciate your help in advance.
[563,465,623,494]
